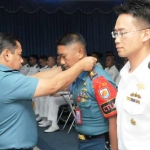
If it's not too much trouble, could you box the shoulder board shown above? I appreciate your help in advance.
[89,69,98,80]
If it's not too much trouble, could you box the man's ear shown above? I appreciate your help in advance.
[78,49,84,59]
[3,49,11,62]
[142,29,150,42]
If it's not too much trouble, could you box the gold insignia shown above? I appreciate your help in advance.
[80,93,88,98]
[32,101,35,109]
[130,93,141,99]
[137,83,145,90]
[81,98,87,102]
[131,118,136,125]
[90,71,95,76]
[102,83,107,86]
[82,88,87,93]
[84,82,87,87]
[78,134,86,140]
[89,70,98,80]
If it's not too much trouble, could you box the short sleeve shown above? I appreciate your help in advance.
[1,72,38,103]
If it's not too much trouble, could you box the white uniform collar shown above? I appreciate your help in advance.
[32,64,38,68]
[120,54,150,82]
[43,65,49,69]
[51,65,57,69]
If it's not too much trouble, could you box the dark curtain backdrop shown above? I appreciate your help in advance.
[0,0,124,64]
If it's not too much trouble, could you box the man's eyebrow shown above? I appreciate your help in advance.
[114,28,126,31]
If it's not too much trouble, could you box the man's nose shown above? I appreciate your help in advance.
[115,35,121,44]
[60,57,65,65]
[21,57,23,63]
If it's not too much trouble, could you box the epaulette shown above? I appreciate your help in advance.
[89,69,98,80]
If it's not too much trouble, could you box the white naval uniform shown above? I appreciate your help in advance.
[116,55,150,150]
[105,65,119,81]
[26,64,40,75]
[26,64,40,114]
[43,95,69,122]
[20,64,30,75]
[34,65,50,116]
[115,74,121,86]
[40,65,61,119]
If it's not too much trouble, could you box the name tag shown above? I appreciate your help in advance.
[75,107,82,124]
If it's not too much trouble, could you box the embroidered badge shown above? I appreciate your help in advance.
[99,88,110,99]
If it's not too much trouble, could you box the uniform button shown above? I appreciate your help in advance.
[131,118,136,125]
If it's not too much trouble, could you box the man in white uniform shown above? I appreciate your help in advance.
[20,56,29,75]
[26,54,40,75]
[34,56,49,122]
[112,0,150,149]
[105,55,119,81]
[39,56,70,133]
[92,51,103,69]
[39,56,58,127]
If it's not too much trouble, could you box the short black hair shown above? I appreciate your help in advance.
[22,56,29,60]
[0,33,19,54]
[29,54,38,62]
[56,32,87,51]
[106,54,116,61]
[92,51,103,58]
[114,0,150,26]
[39,55,48,61]
[106,51,113,56]
[48,55,57,63]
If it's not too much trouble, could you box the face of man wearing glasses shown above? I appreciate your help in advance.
[114,14,149,58]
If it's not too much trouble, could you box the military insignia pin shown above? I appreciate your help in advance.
[136,83,145,90]
[82,88,87,93]
[83,82,87,87]
[89,70,98,80]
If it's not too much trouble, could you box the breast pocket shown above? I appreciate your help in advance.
[78,99,92,117]
[123,99,146,115]
[122,98,150,135]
